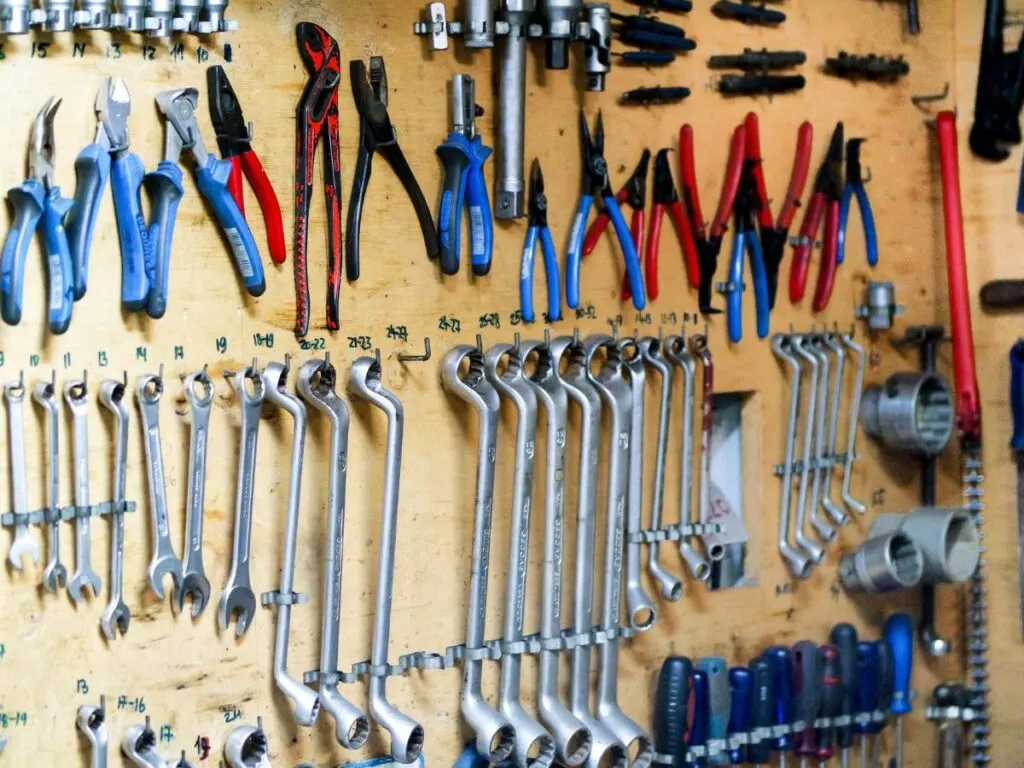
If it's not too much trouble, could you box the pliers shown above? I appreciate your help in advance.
[520,159,561,324]
[1,98,74,333]
[347,56,439,282]
[789,121,844,311]
[435,73,493,277]
[836,138,878,270]
[582,147,649,258]
[208,65,286,267]
[566,110,646,310]
[645,147,699,300]
[679,122,747,314]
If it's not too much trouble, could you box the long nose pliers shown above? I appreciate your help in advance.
[520,159,561,324]
[581,147,649,258]
[645,147,700,300]
[836,137,878,270]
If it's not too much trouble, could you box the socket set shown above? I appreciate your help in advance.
[2,0,238,36]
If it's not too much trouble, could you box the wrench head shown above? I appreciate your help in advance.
[42,559,68,592]
[100,599,131,641]
[7,533,39,569]
[147,554,183,601]
[68,567,102,604]
[176,572,212,618]
[218,586,256,637]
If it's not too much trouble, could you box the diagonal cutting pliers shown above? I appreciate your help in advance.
[836,137,878,270]
[566,109,646,310]
[520,159,561,324]
[347,56,439,282]
[295,21,342,337]
[645,147,699,300]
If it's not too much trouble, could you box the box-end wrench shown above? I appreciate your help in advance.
[348,356,424,764]
[261,360,321,728]
[224,718,270,768]
[5,375,40,569]
[664,335,711,582]
[803,337,837,544]
[122,717,169,767]
[790,337,826,564]
[484,341,555,768]
[99,377,131,640]
[218,365,265,637]
[440,344,516,765]
[137,372,183,601]
[840,333,867,514]
[77,698,109,768]
[692,335,733,562]
[65,377,102,603]
[819,333,848,526]
[298,357,370,749]
[176,368,213,618]
[33,374,67,592]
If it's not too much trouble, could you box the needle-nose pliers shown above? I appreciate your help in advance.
[645,147,699,299]
[520,159,561,324]
[836,137,878,270]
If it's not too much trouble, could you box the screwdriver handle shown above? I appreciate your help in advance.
[698,657,730,765]
[691,669,710,766]
[814,644,843,761]
[829,623,858,751]
[1010,340,1024,450]
[655,656,693,766]
[853,641,880,735]
[112,151,152,312]
[884,613,913,716]
[142,162,184,320]
[791,640,821,757]
[0,179,44,326]
[727,667,752,765]
[748,657,773,765]
[762,646,793,752]
[64,142,111,302]
[981,279,1024,311]
[872,639,894,735]
[436,134,471,276]
[40,187,75,335]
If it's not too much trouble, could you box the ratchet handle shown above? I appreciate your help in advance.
[65,142,111,301]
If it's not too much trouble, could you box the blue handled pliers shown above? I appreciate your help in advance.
[520,159,561,324]
[836,137,878,268]
[0,98,75,334]
[718,160,770,344]
[566,109,646,311]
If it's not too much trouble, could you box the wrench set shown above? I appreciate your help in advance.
[0,0,238,35]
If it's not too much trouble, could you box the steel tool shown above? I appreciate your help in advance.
[122,716,194,767]
[224,719,270,768]
[763,646,795,768]
[110,0,145,31]
[538,0,583,67]
[170,0,203,32]
[1012,339,1024,635]
[520,160,561,324]
[840,333,866,514]
[790,337,826,564]
[78,698,109,768]
[66,377,102,603]
[494,0,536,220]
[582,148,648,262]
[1,0,32,33]
[838,530,924,594]
[5,376,38,569]
[99,377,131,640]
[819,334,848,525]
[928,683,971,768]
[583,3,612,91]
[33,374,66,592]
[792,640,821,768]
[885,614,913,768]
[803,338,837,544]
[196,0,238,33]
[830,624,858,768]
[30,0,73,31]
[176,368,213,617]
[144,0,174,36]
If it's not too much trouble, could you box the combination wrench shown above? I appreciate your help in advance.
[65,377,102,603]
[441,344,516,765]
[219,365,265,637]
[33,374,67,592]
[840,332,867,514]
[177,368,214,617]
[349,356,424,764]
[298,356,370,749]
[790,337,826,564]
[803,337,837,543]
[77,698,109,768]
[819,333,848,526]
[261,360,321,728]
[137,372,184,601]
[99,377,131,640]
[5,375,40,569]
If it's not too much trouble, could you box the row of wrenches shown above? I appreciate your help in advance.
[0,0,237,35]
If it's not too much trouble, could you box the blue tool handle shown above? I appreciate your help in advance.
[837,184,879,268]
[837,185,854,266]
[884,613,913,716]
[762,646,793,751]
[112,151,151,311]
[726,231,745,344]
[829,623,858,750]
[654,656,693,765]
[539,227,561,322]
[604,194,647,309]
[0,180,44,326]
[520,226,539,324]
[436,135,470,276]
[452,742,489,768]
[466,138,493,276]
[1011,340,1024,451]
[691,669,710,766]
[853,641,880,736]
[748,657,774,765]
[726,667,752,765]
[194,153,266,297]
[697,657,730,765]
[1018,155,1024,215]
[64,143,111,301]
[41,187,74,334]
[747,229,771,339]
[143,162,184,319]
[566,194,594,309]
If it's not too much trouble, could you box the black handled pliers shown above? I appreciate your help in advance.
[347,56,439,282]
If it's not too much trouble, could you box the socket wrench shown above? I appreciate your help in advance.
[110,0,145,30]
[75,0,111,28]
[840,333,866,514]
[494,0,535,220]
[819,333,848,525]
[348,356,424,764]
[176,369,213,617]
[33,375,67,592]
[298,357,370,749]
[1,0,32,33]
[171,0,202,31]
[99,378,131,640]
[838,531,924,593]
[789,338,826,563]
[77,699,109,768]
[5,376,39,569]
[197,0,237,33]
[32,0,74,31]
[65,377,102,604]
[803,338,837,543]
[539,0,583,68]
[463,0,496,47]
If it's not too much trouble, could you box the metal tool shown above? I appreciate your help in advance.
[792,640,822,768]
[99,377,131,640]
[0,0,32,32]
[171,0,203,32]
[5,376,38,569]
[884,614,913,768]
[763,646,795,768]
[520,160,561,324]
[861,372,954,455]
[803,338,837,544]
[538,0,583,67]
[348,356,424,764]
[218,365,265,637]
[727,666,752,765]
[224,719,270,768]
[110,0,145,30]
[790,337,826,564]
[969,0,1024,161]
[176,369,212,617]
[33,374,66,592]
[818,334,847,526]
[30,0,73,31]
[836,139,878,273]
[870,507,980,584]
[839,332,866,514]
[928,683,971,768]
[838,531,924,594]
[196,0,238,33]
[143,0,173,36]
[299,356,370,749]
[65,376,102,604]
[122,717,171,767]
[77,698,109,768]
[1012,339,1024,635]
[494,0,535,220]
[137,372,183,602]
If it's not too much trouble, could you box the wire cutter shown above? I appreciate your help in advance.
[347,56,439,282]
[645,147,699,300]
[789,121,844,311]
[679,122,746,314]
[295,21,342,338]
[208,65,286,267]
[1,98,74,333]
[436,73,493,277]
[566,110,646,310]
[581,147,649,258]
[743,112,813,309]
[520,159,561,324]
[836,138,878,270]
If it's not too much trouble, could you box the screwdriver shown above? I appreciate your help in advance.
[727,667,752,765]
[655,657,693,768]
[852,642,879,768]
[763,646,794,768]
[829,624,858,768]
[871,640,895,768]
[791,641,821,768]
[814,645,843,768]
[691,669,710,766]
[748,657,774,766]
[884,614,913,768]
[697,656,731,765]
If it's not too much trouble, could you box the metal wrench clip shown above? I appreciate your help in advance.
[99,375,131,640]
[176,367,213,617]
[65,375,102,603]
[33,371,67,592]
[5,372,40,569]
[77,697,109,768]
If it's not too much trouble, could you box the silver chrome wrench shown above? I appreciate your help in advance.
[5,375,39,569]
[790,337,826,564]
[33,374,67,592]
[65,376,102,603]
[136,372,183,600]
[77,698,109,768]
[177,368,213,617]
[99,377,131,640]
[819,333,848,526]
[840,332,867,514]
[804,337,837,544]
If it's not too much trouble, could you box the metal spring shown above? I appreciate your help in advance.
[963,451,991,765]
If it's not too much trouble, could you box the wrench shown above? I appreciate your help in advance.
[33,374,67,592]
[440,344,516,765]
[137,372,184,600]
[65,377,102,603]
[790,337,826,564]
[804,336,837,543]
[77,699,109,768]
[5,375,39,569]
[176,368,213,617]
[121,718,167,767]
[819,333,848,526]
[224,719,270,768]
[298,356,370,749]
[99,377,131,640]
[840,332,867,514]
[348,356,424,764]
[484,341,555,768]
[219,365,265,637]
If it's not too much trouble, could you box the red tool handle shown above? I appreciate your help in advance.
[936,111,982,444]
[811,199,840,312]
[788,191,825,303]
[743,113,774,230]
[239,149,287,265]
[583,187,629,256]
[667,200,700,289]
[622,208,646,301]
[679,124,705,232]
[644,204,665,300]
[708,124,747,239]
[777,121,814,231]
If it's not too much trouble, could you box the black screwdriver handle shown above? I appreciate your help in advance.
[655,656,693,765]
[792,641,821,757]
[748,657,774,765]
[829,623,858,751]
[815,644,843,761]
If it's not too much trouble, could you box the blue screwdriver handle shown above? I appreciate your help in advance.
[697,657,730,765]
[0,180,44,326]
[837,184,879,268]
[884,613,913,717]
[604,194,647,310]
[655,656,693,767]
[1010,340,1024,451]
[64,143,111,301]
[143,162,184,319]
[691,669,710,767]
[853,641,880,736]
[566,194,594,309]
[748,657,773,765]
[41,187,75,334]
[539,227,562,321]
[465,136,493,276]
[194,153,265,297]
[762,646,793,752]
[727,667,752,765]
[111,150,151,312]
[436,134,470,276]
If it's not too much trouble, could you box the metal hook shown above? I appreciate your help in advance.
[543,328,551,346]
[475,333,484,351]
[911,82,950,112]
[374,348,382,369]
[397,337,432,362]
[513,332,521,352]
[573,327,580,344]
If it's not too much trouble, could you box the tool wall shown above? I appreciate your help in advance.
[0,0,997,766]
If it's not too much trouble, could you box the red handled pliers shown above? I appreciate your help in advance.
[645,147,699,300]
[582,148,649,259]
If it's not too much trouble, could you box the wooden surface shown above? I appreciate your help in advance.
[0,0,1001,766]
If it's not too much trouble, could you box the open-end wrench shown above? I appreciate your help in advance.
[99,377,131,640]
[77,698,109,768]
[664,335,711,582]
[819,333,848,526]
[65,377,102,603]
[224,719,270,768]
[840,332,867,514]
[5,375,39,569]
[219,365,265,637]
[440,344,516,765]
[176,368,213,617]
[790,337,826,564]
[261,360,321,728]
[348,356,424,764]
[137,372,183,601]
[484,341,555,768]
[33,374,67,592]
[298,356,370,749]
[803,337,837,544]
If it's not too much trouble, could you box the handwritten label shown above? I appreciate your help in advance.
[386,325,409,342]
